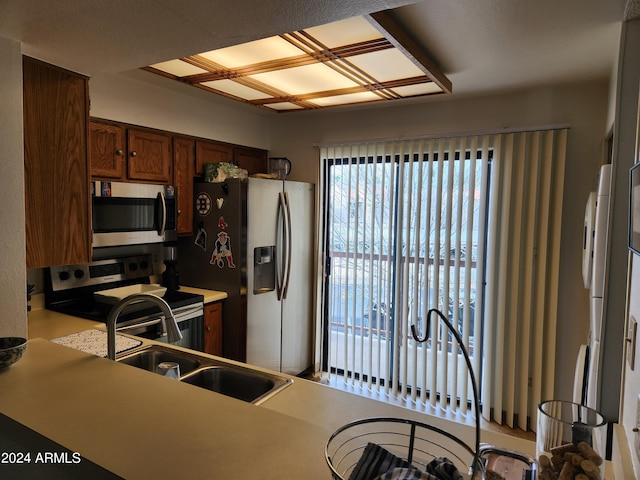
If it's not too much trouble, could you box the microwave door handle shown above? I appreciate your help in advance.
[157,191,167,236]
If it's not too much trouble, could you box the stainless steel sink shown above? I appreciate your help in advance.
[181,365,292,404]
[116,345,292,404]
[117,345,202,376]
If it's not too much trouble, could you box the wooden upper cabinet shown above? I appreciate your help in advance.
[173,137,195,235]
[23,57,91,268]
[89,120,125,180]
[195,140,234,175]
[234,146,268,176]
[127,128,172,184]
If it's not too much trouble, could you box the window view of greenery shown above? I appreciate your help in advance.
[324,150,491,398]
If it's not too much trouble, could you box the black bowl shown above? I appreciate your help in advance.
[0,337,27,369]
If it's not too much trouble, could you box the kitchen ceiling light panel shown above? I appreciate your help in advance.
[303,16,383,47]
[150,59,207,77]
[142,11,451,111]
[392,83,443,97]
[201,79,271,101]
[199,37,304,68]
[348,49,425,82]
[250,63,360,96]
[264,102,305,111]
[312,91,382,107]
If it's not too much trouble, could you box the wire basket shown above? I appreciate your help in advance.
[325,417,485,479]
[325,309,485,480]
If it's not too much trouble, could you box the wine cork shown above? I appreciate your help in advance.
[577,441,603,466]
[564,452,585,466]
[538,454,552,470]
[557,461,576,480]
[550,443,577,456]
[551,454,565,470]
[581,459,601,480]
[537,455,555,480]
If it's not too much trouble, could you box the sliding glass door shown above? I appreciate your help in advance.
[322,140,491,409]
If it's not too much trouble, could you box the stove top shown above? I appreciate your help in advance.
[45,255,203,323]
[47,288,203,322]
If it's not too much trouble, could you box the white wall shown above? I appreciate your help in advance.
[0,37,27,338]
[270,80,611,403]
[89,70,273,150]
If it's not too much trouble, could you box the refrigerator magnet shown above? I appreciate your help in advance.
[217,216,228,229]
[196,192,212,216]
[194,226,207,251]
[216,197,224,209]
[210,231,235,268]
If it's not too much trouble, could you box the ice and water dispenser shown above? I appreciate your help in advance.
[253,246,275,294]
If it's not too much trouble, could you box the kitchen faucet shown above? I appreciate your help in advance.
[106,293,182,360]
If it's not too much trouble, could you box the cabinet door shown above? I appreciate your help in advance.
[195,140,234,175]
[173,137,195,235]
[234,146,268,176]
[23,57,91,268]
[127,129,172,184]
[89,120,125,180]
[204,302,223,356]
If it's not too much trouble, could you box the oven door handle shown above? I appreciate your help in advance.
[116,317,162,332]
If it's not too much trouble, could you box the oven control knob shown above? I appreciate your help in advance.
[74,269,85,279]
[58,271,70,281]
[129,263,138,272]
[139,261,149,270]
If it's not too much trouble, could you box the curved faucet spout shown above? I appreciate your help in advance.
[106,293,182,360]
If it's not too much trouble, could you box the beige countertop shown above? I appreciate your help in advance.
[171,285,227,304]
[9,304,562,479]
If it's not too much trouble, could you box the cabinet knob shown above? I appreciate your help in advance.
[116,149,123,156]
[206,326,211,332]
[130,151,137,157]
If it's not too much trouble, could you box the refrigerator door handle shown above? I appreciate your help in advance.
[276,192,286,300]
[282,191,292,299]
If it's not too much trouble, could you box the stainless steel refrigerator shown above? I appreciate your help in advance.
[177,177,314,375]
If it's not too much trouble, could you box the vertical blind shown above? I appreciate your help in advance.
[319,128,567,431]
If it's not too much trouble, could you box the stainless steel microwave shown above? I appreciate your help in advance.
[91,181,177,248]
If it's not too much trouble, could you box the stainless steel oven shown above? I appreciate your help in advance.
[45,255,205,353]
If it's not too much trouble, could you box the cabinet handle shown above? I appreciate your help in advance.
[130,151,137,157]
[116,149,123,156]
[206,326,211,332]
[177,209,182,215]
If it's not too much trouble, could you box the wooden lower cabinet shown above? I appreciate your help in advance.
[203,302,223,356]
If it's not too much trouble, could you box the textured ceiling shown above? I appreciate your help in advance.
[0,0,628,103]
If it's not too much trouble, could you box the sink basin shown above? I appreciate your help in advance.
[116,345,293,404]
[181,366,292,404]
[117,345,201,376]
